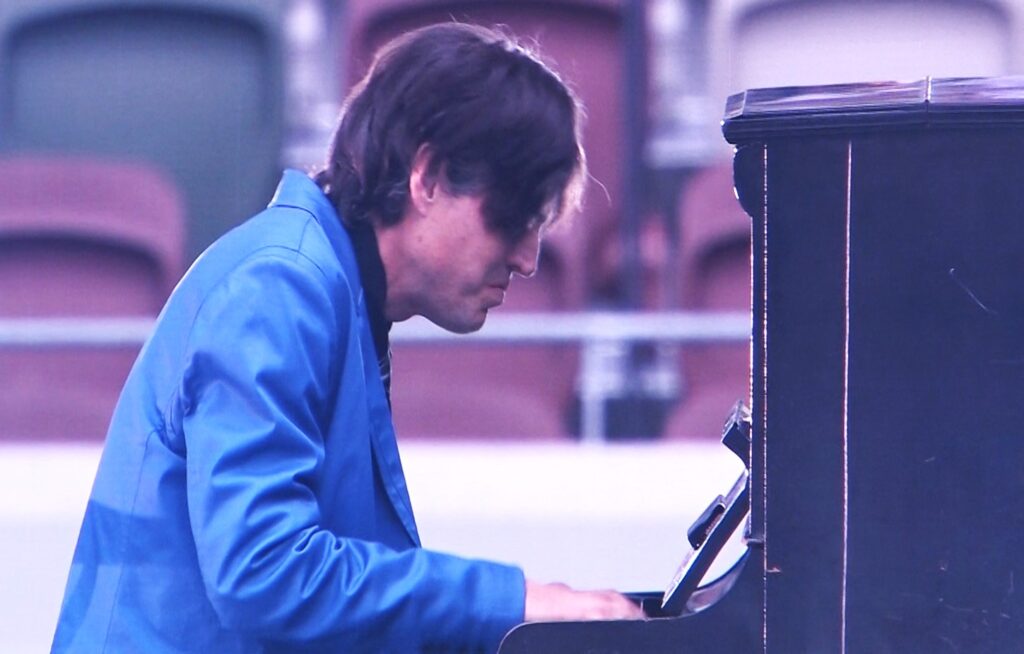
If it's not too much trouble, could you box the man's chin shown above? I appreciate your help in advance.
[427,309,488,334]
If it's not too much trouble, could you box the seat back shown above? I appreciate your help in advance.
[707,0,1017,157]
[0,155,185,440]
[665,163,751,438]
[0,0,287,259]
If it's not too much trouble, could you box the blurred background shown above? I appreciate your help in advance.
[1,0,1022,649]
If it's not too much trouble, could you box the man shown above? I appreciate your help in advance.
[52,22,643,654]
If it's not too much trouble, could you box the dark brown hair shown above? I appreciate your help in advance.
[315,22,586,242]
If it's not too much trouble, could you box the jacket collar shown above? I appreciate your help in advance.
[268,170,361,295]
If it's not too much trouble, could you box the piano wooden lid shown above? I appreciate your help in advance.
[723,76,1024,141]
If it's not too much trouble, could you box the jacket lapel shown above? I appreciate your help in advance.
[272,172,422,547]
[356,314,422,547]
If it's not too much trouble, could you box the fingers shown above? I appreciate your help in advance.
[524,580,646,622]
[580,589,646,620]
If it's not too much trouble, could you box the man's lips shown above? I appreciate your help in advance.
[485,284,508,306]
[486,278,510,292]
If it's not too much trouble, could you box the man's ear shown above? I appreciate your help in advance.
[408,144,439,217]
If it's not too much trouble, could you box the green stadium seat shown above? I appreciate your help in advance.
[0,0,288,259]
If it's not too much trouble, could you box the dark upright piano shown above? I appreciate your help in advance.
[499,77,1024,653]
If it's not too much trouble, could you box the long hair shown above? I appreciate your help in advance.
[315,22,586,242]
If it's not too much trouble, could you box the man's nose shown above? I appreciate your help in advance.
[509,230,541,278]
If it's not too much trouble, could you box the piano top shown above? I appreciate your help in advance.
[723,76,1024,141]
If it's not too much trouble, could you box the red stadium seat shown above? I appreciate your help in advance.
[338,0,626,439]
[0,155,185,440]
[664,163,752,439]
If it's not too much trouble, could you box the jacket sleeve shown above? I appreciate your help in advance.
[180,250,525,652]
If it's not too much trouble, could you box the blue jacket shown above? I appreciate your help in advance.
[52,171,525,653]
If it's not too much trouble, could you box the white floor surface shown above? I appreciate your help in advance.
[0,440,747,652]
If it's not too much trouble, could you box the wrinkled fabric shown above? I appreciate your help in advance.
[52,171,525,653]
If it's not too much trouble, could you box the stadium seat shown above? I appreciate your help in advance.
[0,0,287,259]
[0,155,185,440]
[664,163,751,439]
[338,0,626,438]
[706,0,1013,131]
[676,0,1016,438]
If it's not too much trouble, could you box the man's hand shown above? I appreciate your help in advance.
[524,580,646,622]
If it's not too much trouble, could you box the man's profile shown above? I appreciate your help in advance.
[51,22,642,654]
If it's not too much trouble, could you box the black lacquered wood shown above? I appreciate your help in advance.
[499,74,1024,654]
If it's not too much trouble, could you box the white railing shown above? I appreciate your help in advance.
[0,317,154,347]
[0,311,751,441]
[393,312,749,344]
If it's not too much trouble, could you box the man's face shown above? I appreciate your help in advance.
[402,189,542,333]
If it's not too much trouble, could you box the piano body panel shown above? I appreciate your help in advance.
[726,79,1024,652]
[759,137,850,653]
[842,130,1024,653]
